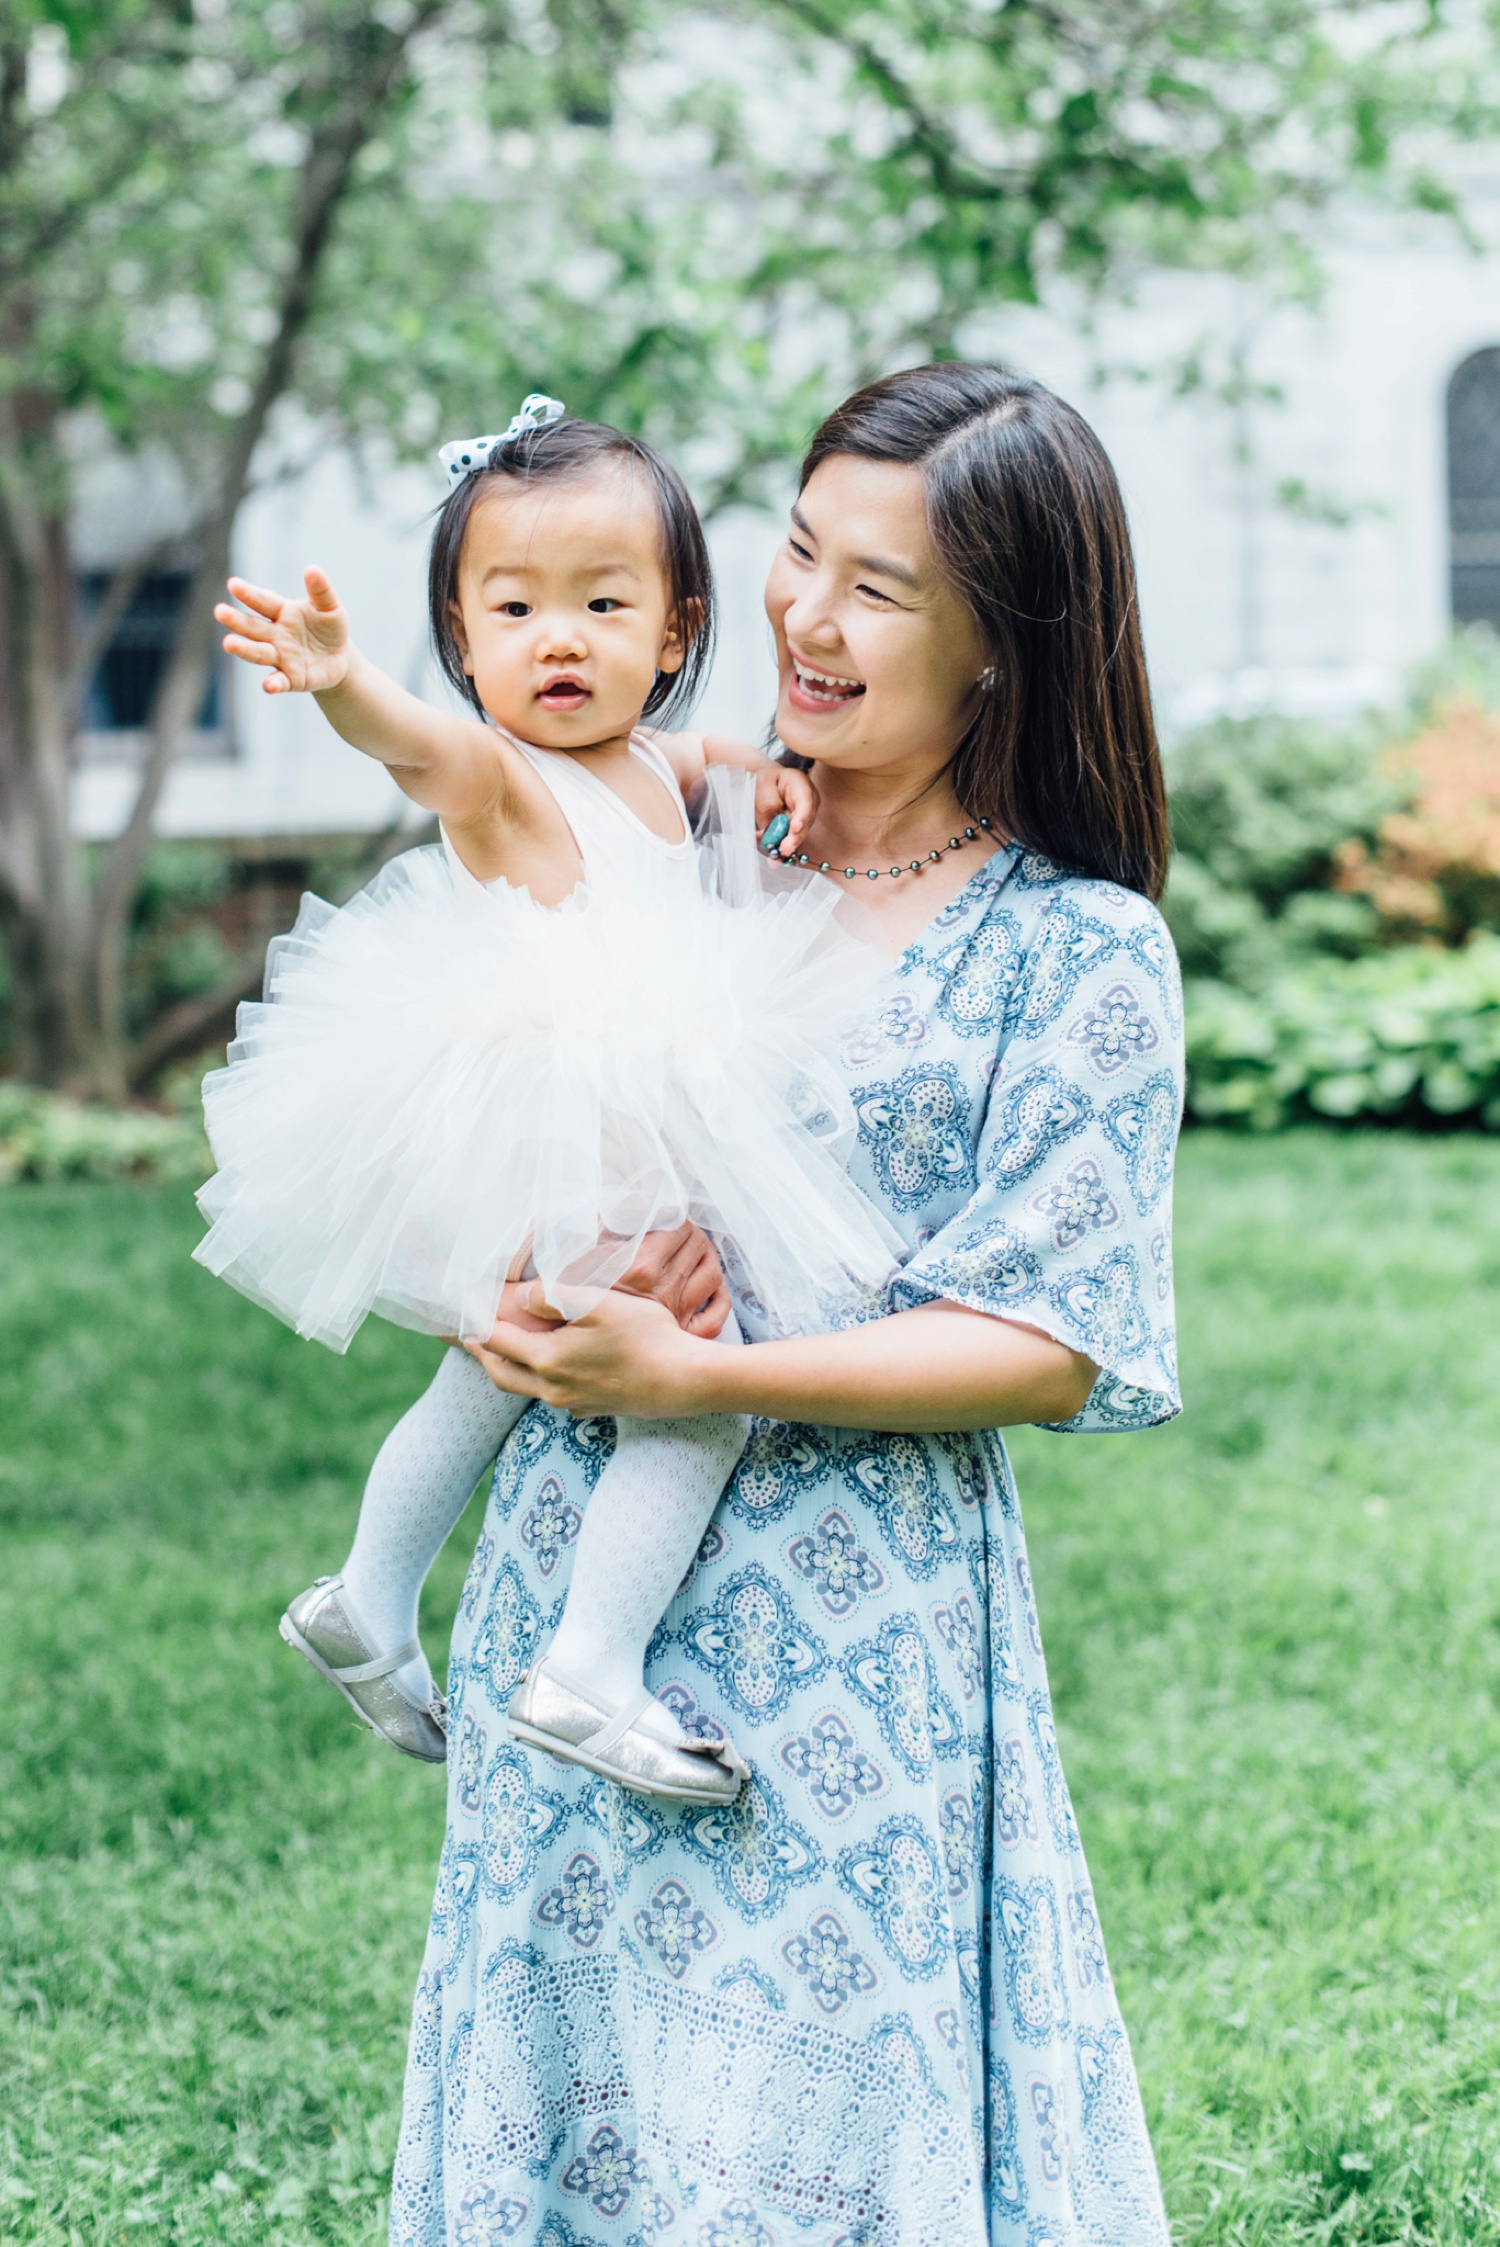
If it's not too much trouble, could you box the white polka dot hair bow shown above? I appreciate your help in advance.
[438,394,567,487]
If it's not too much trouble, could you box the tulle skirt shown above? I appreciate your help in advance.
[193,777,900,1351]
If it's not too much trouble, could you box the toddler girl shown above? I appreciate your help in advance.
[197,396,897,1806]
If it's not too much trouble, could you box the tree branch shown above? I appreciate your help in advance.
[125,954,267,1091]
[763,0,1024,203]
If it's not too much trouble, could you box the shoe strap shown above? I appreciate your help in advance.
[535,1655,657,1759]
[584,1686,658,1759]
[331,1638,421,1685]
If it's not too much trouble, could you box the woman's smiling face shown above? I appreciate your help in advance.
[764,453,989,775]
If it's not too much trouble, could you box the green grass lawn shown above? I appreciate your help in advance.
[2,1133,1498,2244]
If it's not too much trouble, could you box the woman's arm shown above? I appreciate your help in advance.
[465,1288,1098,1432]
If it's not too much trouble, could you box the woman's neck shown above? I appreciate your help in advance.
[804,756,1001,953]
[805,759,972,862]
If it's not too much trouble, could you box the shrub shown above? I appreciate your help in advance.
[1185,935,1500,1130]
[0,1083,209,1185]
[1163,628,1500,991]
[1334,695,1500,942]
[1162,712,1398,989]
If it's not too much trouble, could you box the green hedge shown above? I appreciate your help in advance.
[1186,935,1500,1130]
[0,1083,209,1185]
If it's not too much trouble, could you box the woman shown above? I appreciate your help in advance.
[391,363,1183,2247]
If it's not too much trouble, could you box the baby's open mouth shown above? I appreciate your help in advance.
[791,661,866,708]
[538,674,590,712]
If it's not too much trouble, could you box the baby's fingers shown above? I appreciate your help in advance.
[780,769,820,854]
[224,575,288,622]
[303,565,342,613]
[218,627,280,668]
[214,599,276,642]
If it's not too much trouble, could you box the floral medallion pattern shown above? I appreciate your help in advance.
[779,1908,881,2017]
[518,1475,582,1581]
[559,2122,648,2218]
[840,1613,962,1780]
[533,1849,614,1951]
[632,1876,719,1979]
[853,1063,975,1208]
[393,847,1183,2247]
[681,1563,829,1723]
[776,1707,886,1823]
[784,1507,886,1619]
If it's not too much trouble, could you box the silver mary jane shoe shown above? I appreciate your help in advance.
[280,1576,448,1764]
[508,1655,749,1805]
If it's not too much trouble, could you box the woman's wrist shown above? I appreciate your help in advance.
[670,1329,752,1418]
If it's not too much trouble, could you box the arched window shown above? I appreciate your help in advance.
[1449,348,1500,630]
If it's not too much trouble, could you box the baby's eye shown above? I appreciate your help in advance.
[587,597,623,613]
[496,601,531,618]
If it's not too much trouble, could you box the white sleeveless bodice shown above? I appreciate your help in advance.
[448,731,699,909]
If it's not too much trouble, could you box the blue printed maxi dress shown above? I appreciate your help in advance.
[391,846,1185,2247]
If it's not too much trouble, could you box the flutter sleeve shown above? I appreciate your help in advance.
[890,879,1185,1432]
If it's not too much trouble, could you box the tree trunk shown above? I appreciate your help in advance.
[0,8,452,1098]
[61,6,450,1101]
[0,400,94,1089]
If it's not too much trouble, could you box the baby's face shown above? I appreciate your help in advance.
[451,466,686,748]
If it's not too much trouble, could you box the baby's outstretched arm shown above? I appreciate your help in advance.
[216,568,503,822]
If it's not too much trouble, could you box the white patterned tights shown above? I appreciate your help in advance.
[339,1331,750,1747]
[341,1346,527,1707]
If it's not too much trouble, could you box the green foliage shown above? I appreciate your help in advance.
[1163,712,1399,988]
[4,1142,1500,2238]
[1402,619,1500,721]
[8,0,1500,514]
[1185,935,1500,1130]
[1168,638,1500,1130]
[0,1082,208,1184]
[119,840,237,1030]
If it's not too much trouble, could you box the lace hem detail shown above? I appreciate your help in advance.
[393,1940,986,2245]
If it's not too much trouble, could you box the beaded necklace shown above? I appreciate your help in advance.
[765,814,993,881]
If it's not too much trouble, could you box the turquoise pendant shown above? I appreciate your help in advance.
[761,812,791,856]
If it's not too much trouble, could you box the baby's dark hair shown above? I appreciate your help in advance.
[428,416,715,727]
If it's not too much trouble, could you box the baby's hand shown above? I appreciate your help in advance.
[214,567,351,695]
[756,762,819,861]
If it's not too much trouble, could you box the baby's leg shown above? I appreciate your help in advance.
[545,1317,750,1749]
[340,1346,529,1703]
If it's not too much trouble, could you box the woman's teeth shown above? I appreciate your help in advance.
[794,663,864,704]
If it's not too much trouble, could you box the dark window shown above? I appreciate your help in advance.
[79,571,220,731]
[1448,349,1500,630]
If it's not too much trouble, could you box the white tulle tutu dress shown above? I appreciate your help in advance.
[193,734,901,1352]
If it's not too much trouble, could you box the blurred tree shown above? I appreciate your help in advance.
[1,0,1493,1094]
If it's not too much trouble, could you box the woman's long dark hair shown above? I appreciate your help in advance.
[801,363,1170,900]
[429,417,715,727]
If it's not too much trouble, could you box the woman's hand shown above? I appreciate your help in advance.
[613,1220,729,1337]
[215,566,351,695]
[468,1220,729,1388]
[466,1286,703,1419]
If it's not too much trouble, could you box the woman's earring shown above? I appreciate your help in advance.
[977,666,996,693]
